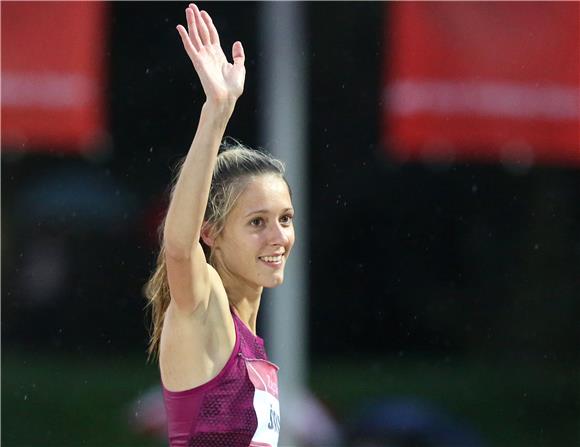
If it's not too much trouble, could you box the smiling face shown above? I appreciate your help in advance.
[209,174,295,289]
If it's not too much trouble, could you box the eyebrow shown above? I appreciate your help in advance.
[244,208,294,218]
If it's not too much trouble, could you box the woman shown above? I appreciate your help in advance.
[145,4,294,447]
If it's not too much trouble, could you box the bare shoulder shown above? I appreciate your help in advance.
[160,264,236,392]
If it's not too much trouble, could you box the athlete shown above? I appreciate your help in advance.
[144,4,294,446]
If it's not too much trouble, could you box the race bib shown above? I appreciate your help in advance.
[244,357,280,447]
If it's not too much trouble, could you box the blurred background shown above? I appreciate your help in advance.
[2,2,579,446]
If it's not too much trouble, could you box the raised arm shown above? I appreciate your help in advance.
[163,4,245,314]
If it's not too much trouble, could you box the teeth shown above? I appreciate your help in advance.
[260,255,282,263]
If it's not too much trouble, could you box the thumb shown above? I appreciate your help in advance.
[232,41,245,67]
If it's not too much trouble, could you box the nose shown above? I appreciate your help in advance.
[268,221,291,246]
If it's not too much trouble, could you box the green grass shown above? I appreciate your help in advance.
[2,350,163,447]
[311,355,579,447]
[2,350,578,446]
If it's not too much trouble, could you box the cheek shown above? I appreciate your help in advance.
[228,233,261,259]
[287,228,296,248]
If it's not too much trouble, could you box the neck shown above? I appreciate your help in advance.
[212,253,264,334]
[226,284,263,335]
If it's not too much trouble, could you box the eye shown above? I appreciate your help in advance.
[280,214,294,225]
[250,217,264,226]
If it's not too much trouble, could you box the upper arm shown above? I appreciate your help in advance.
[165,242,212,315]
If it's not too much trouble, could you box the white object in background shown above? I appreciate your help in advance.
[259,3,310,446]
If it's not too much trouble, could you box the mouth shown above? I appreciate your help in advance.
[258,254,284,267]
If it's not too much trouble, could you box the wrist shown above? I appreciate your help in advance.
[203,97,236,116]
[201,99,236,129]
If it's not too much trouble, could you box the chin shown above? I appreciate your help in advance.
[263,274,285,288]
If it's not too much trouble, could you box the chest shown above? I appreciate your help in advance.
[190,354,280,447]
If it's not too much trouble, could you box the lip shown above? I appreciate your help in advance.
[258,255,284,269]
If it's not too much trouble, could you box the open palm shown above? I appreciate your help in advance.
[177,4,245,102]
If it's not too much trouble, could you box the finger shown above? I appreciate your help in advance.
[201,10,220,46]
[185,7,202,50]
[176,25,196,56]
[232,41,245,67]
[192,5,210,45]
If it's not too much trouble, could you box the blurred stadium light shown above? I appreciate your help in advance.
[383,2,580,167]
[1,2,109,153]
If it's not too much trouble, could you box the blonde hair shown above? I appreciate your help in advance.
[144,140,288,359]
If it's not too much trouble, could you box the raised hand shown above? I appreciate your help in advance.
[176,4,245,104]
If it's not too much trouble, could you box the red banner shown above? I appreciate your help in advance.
[383,2,580,166]
[1,2,108,153]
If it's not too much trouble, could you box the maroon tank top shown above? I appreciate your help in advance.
[162,309,280,447]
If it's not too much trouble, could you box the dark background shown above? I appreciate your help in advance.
[2,3,579,446]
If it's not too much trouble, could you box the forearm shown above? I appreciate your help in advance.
[163,99,235,257]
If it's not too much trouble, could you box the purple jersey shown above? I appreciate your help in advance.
[162,308,281,447]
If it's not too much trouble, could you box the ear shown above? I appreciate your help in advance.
[200,222,216,247]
